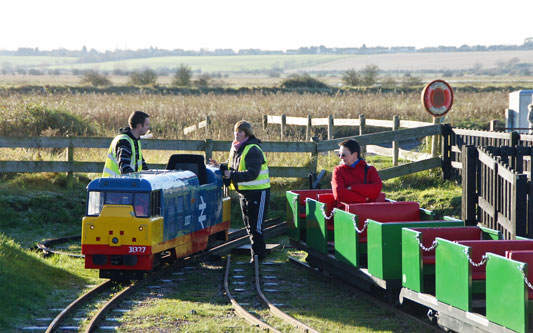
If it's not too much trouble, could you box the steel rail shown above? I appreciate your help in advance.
[254,255,319,333]
[224,255,281,332]
[85,256,195,332]
[205,221,286,258]
[36,235,84,258]
[45,280,115,333]
[288,256,441,332]
[45,219,286,332]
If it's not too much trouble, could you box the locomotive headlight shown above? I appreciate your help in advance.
[112,237,119,244]
[90,225,95,230]
[139,226,144,231]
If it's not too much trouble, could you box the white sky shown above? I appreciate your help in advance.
[2,0,533,52]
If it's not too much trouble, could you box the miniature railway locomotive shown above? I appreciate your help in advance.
[82,154,230,280]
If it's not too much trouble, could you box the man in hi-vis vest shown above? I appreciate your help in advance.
[102,111,150,177]
[210,120,270,264]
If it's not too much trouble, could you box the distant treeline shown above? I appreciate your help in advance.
[3,40,533,63]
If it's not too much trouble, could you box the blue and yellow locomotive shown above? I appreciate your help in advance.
[81,154,231,280]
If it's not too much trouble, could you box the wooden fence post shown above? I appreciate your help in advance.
[205,139,213,162]
[359,114,366,158]
[205,114,211,137]
[513,174,528,238]
[431,117,439,157]
[306,115,312,142]
[510,130,519,147]
[66,135,73,189]
[392,115,400,166]
[281,114,286,141]
[328,115,334,140]
[441,124,452,180]
[529,181,533,238]
[461,145,478,226]
[263,114,268,131]
[310,136,318,177]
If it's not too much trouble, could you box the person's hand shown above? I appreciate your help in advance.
[209,158,218,166]
[223,170,231,178]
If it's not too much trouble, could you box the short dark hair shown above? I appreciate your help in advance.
[339,139,360,155]
[234,120,254,137]
[129,111,149,129]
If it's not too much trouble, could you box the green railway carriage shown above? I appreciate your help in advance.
[286,188,533,332]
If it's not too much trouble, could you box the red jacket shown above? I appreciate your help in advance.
[331,159,383,205]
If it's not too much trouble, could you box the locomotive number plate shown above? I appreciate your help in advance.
[128,246,147,253]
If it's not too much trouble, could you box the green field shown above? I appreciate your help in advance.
[0,56,78,68]
[1,54,350,72]
[3,49,533,73]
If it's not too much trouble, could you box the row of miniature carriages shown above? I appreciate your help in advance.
[286,189,533,333]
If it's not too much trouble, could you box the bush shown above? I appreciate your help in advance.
[172,64,192,86]
[401,74,422,88]
[342,69,359,86]
[128,68,158,86]
[280,73,329,89]
[28,69,44,75]
[1,103,95,137]
[194,73,211,88]
[361,65,379,86]
[80,70,111,87]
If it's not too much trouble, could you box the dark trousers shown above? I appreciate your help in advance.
[239,188,270,260]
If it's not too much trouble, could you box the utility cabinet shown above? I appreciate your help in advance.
[506,90,533,133]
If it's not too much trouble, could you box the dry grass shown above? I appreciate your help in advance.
[0,90,508,139]
[0,90,508,170]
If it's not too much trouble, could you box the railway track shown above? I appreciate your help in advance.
[288,256,442,333]
[22,219,287,332]
[224,254,319,332]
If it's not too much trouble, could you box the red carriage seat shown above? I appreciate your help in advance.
[343,201,420,243]
[458,240,533,281]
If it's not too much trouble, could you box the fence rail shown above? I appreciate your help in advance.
[0,123,443,183]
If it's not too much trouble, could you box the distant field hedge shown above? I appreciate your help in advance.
[0,84,528,96]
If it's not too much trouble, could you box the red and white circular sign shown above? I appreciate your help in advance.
[421,80,454,117]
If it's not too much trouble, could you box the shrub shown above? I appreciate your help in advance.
[1,103,95,137]
[172,64,192,86]
[401,74,422,88]
[280,73,329,89]
[361,65,379,86]
[128,68,158,86]
[80,70,111,87]
[194,73,211,88]
[28,69,44,75]
[342,69,359,86]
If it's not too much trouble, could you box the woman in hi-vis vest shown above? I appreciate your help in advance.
[210,120,270,264]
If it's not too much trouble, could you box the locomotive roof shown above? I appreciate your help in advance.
[87,170,197,192]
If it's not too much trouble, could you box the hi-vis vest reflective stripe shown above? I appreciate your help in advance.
[229,144,270,191]
[102,134,143,177]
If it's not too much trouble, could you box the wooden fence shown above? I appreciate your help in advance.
[0,124,443,186]
[461,145,530,239]
[442,127,533,180]
[264,114,437,165]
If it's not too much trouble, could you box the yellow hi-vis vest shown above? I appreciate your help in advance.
[229,144,270,191]
[102,134,143,177]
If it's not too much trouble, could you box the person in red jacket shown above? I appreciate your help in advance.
[331,139,383,206]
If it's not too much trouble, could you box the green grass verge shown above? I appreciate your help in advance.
[0,234,99,330]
